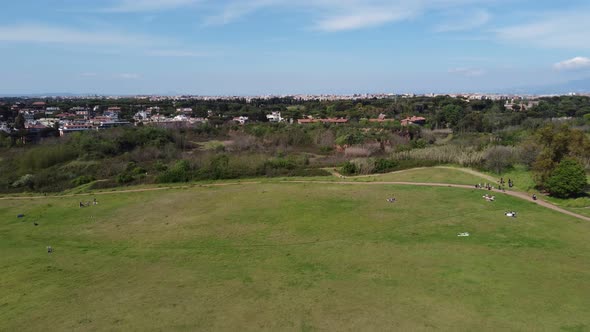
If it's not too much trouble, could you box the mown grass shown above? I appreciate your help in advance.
[347,167,488,185]
[1,181,590,331]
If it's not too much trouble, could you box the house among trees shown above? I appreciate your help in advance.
[298,117,349,124]
[32,101,46,111]
[266,111,283,123]
[176,108,193,114]
[233,116,249,125]
[105,107,122,119]
[59,124,93,136]
[401,116,426,126]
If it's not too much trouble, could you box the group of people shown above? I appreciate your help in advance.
[475,183,494,190]
[475,178,515,192]
[505,211,517,218]
[79,198,98,208]
[500,178,514,188]
[386,197,396,203]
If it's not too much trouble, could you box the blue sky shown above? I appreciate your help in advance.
[1,0,589,95]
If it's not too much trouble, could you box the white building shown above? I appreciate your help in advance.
[232,116,249,125]
[134,111,150,121]
[176,108,193,114]
[266,111,283,123]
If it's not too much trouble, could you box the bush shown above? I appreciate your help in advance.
[157,160,192,183]
[374,158,399,173]
[341,161,358,175]
[545,158,587,198]
[116,173,135,185]
[12,174,34,189]
[71,175,95,186]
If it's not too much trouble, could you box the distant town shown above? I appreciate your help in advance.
[0,92,586,140]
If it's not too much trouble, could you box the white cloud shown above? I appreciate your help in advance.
[103,0,200,13]
[0,24,153,46]
[554,57,590,70]
[494,10,590,49]
[449,67,486,77]
[435,9,491,32]
[204,0,500,32]
[314,9,415,32]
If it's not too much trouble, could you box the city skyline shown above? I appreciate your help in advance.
[1,0,590,95]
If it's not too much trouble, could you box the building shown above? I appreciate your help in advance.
[266,111,283,123]
[134,111,150,121]
[176,108,193,114]
[59,124,93,136]
[104,107,121,120]
[45,107,60,115]
[19,110,36,122]
[37,118,60,127]
[232,116,249,125]
[297,117,348,124]
[96,121,131,129]
[32,101,46,110]
[25,122,48,133]
[401,116,426,126]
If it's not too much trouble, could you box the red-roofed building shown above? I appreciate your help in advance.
[298,117,348,124]
[321,118,348,124]
[297,118,317,124]
[401,116,426,126]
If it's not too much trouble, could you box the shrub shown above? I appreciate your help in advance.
[12,174,34,189]
[116,173,135,185]
[374,158,399,173]
[157,160,192,183]
[355,159,376,175]
[545,158,587,198]
[71,175,95,186]
[341,161,358,175]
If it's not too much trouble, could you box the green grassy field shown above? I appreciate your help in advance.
[345,167,490,185]
[2,180,590,331]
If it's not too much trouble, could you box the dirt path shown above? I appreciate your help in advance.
[282,180,590,222]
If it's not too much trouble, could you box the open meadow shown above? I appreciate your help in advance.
[2,178,590,331]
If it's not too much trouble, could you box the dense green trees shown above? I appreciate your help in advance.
[545,159,587,198]
[530,124,590,195]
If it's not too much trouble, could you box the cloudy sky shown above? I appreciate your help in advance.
[1,0,589,95]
